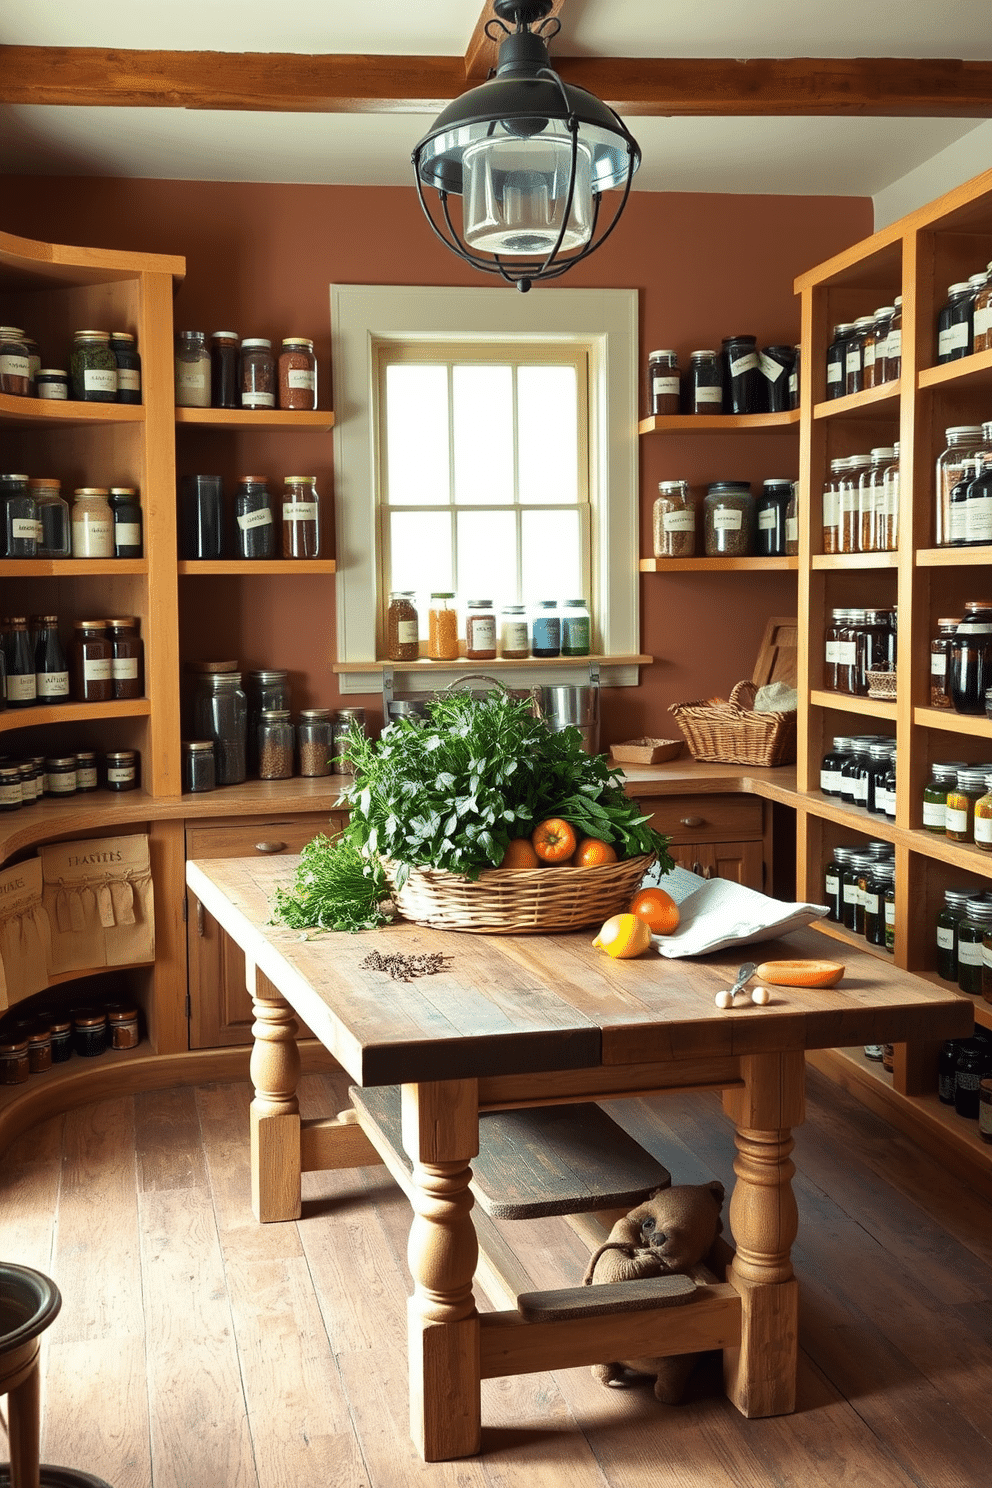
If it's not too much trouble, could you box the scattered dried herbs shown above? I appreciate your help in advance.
[359,951,450,981]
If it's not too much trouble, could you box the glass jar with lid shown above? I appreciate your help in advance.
[44,757,77,798]
[840,852,871,932]
[0,765,22,812]
[755,479,792,557]
[193,671,247,785]
[465,600,497,661]
[75,751,98,793]
[36,369,67,401]
[861,446,895,552]
[687,350,722,414]
[825,323,853,399]
[839,736,872,808]
[105,750,138,791]
[71,488,114,558]
[386,592,419,661]
[703,482,754,556]
[973,775,992,852]
[652,480,695,558]
[788,342,801,409]
[936,888,985,981]
[973,263,992,351]
[107,617,144,700]
[331,707,366,775]
[71,620,113,702]
[865,307,894,387]
[858,608,896,696]
[297,709,333,777]
[867,742,894,815]
[937,282,973,363]
[71,330,117,402]
[963,424,992,547]
[950,604,992,713]
[957,904,992,996]
[183,740,217,793]
[875,442,900,552]
[428,593,460,660]
[108,487,143,558]
[821,456,847,554]
[845,317,874,395]
[499,605,529,658]
[109,331,141,404]
[240,338,276,409]
[838,610,865,696]
[824,844,859,921]
[175,330,211,407]
[759,345,795,413]
[246,669,289,774]
[0,326,30,396]
[820,736,856,796]
[647,350,680,416]
[883,296,903,380]
[258,710,294,779]
[278,337,318,410]
[210,331,239,408]
[1,472,37,558]
[721,335,765,414]
[936,426,986,546]
[785,482,799,555]
[838,454,871,553]
[281,475,320,558]
[530,601,561,658]
[235,477,275,559]
[560,598,591,657]
[923,761,966,833]
[945,765,991,841]
[864,860,894,948]
[824,608,853,693]
[930,616,962,707]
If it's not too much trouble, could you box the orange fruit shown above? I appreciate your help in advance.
[531,817,578,864]
[499,837,540,869]
[573,836,618,868]
[591,913,653,959]
[629,886,681,935]
[755,959,845,988]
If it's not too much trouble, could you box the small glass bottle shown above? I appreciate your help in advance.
[296,709,333,778]
[883,873,896,952]
[825,844,859,921]
[210,331,240,408]
[820,737,855,796]
[821,456,847,555]
[4,616,36,708]
[30,479,71,557]
[108,487,143,557]
[499,604,530,659]
[686,350,722,414]
[235,477,275,559]
[561,598,591,657]
[240,338,276,409]
[840,853,868,933]
[258,710,294,779]
[884,296,903,380]
[34,616,69,705]
[386,591,419,661]
[825,323,853,400]
[0,1031,29,1085]
[175,330,211,407]
[105,749,139,791]
[183,740,217,793]
[281,475,321,558]
[937,282,973,363]
[0,765,22,811]
[530,601,561,659]
[930,617,963,708]
[107,617,144,700]
[862,446,895,553]
[939,1039,965,1102]
[465,600,497,661]
[71,619,113,702]
[71,330,117,402]
[109,331,141,404]
[945,898,989,989]
[428,593,460,660]
[71,488,114,558]
[922,761,966,833]
[278,337,318,410]
[2,472,37,558]
[49,1015,72,1064]
[652,480,695,558]
[647,350,680,415]
[760,345,795,412]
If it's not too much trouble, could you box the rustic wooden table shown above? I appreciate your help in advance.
[186,854,972,1461]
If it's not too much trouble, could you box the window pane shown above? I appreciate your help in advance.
[390,510,453,599]
[457,510,517,607]
[521,509,581,604]
[517,365,578,506]
[453,365,514,505]
[385,364,449,505]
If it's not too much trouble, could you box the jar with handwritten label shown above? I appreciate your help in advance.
[653,480,695,558]
[235,477,275,558]
[175,331,211,407]
[721,335,764,414]
[71,620,113,702]
[281,476,320,558]
[386,592,419,661]
[110,332,141,404]
[71,488,114,558]
[825,323,853,400]
[465,600,497,661]
[703,482,754,556]
[499,604,530,659]
[278,338,317,410]
[647,350,680,415]
[71,330,117,402]
[107,618,144,700]
[105,750,138,791]
[759,345,794,413]
[240,339,275,409]
[756,479,792,557]
[687,351,722,414]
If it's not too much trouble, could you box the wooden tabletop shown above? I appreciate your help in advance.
[187,855,973,1087]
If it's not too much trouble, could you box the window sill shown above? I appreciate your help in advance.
[333,655,652,695]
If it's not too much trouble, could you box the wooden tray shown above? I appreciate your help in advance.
[610,737,683,765]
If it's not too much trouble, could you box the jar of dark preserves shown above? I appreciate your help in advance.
[950,603,992,713]
[820,737,855,797]
[109,331,141,404]
[235,477,275,558]
[71,619,113,702]
[721,336,765,414]
[35,369,68,401]
[937,282,973,363]
[686,350,722,414]
[107,617,144,699]
[44,757,76,798]
[825,323,853,400]
[75,751,98,792]
[183,740,217,793]
[105,750,139,791]
[210,331,240,408]
[759,345,795,413]
[755,479,793,556]
[953,1038,990,1115]
[31,478,70,557]
[1,472,37,558]
[0,766,21,812]
[72,1009,108,1057]
[71,330,117,402]
[703,482,754,556]
[0,326,31,396]
[788,343,801,409]
[108,487,143,558]
[240,339,275,409]
[647,350,680,416]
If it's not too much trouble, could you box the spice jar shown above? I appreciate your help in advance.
[0,1030,29,1085]
[652,480,695,558]
[861,446,895,552]
[759,345,795,413]
[386,591,419,661]
[428,593,459,660]
[756,479,793,557]
[35,369,68,401]
[936,426,986,546]
[820,456,847,555]
[846,317,875,395]
[1,472,37,558]
[278,337,318,410]
[687,350,722,414]
[785,482,799,554]
[258,710,294,779]
[930,617,963,707]
[297,709,333,777]
[71,330,117,402]
[71,488,114,558]
[530,601,561,659]
[498,604,529,658]
[949,604,992,713]
[105,750,138,791]
[210,331,239,409]
[922,761,966,833]
[107,617,144,699]
[49,1016,72,1064]
[71,619,113,702]
[936,888,984,981]
[281,476,320,558]
[240,338,275,409]
[246,670,290,774]
[561,598,591,657]
[175,330,211,407]
[937,282,973,363]
[703,482,754,557]
[721,335,765,414]
[108,487,143,557]
[110,331,141,404]
[945,765,991,841]
[884,296,903,380]
[465,600,497,661]
[179,474,224,560]
[824,844,858,920]
[825,324,853,400]
[235,477,276,559]
[183,739,217,793]
[332,707,366,775]
[72,1009,108,1057]
[75,752,98,792]
[647,350,680,416]
[106,1003,140,1050]
[865,307,893,387]
[0,326,31,396]
[193,671,247,785]
[838,454,870,554]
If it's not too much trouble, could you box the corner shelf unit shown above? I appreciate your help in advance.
[794,163,992,1187]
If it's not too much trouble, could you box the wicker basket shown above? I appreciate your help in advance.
[382,853,655,933]
[669,680,797,768]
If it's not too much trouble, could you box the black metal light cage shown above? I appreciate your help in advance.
[412,4,640,291]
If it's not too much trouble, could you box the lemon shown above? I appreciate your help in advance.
[592,913,652,959]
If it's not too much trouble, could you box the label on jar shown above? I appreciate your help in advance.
[938,326,954,358]
[822,489,839,526]
[501,620,529,652]
[48,773,75,795]
[282,502,318,521]
[730,352,759,377]
[287,368,315,390]
[864,891,880,914]
[937,925,954,950]
[975,814,992,844]
[758,352,785,381]
[107,766,135,784]
[975,303,992,339]
[663,510,695,532]
[824,640,839,663]
[77,765,98,789]
[967,495,992,544]
[712,509,743,531]
[840,487,858,512]
[863,343,876,368]
[845,349,861,374]
[842,882,860,904]
[397,619,417,644]
[115,522,141,547]
[652,376,680,396]
[958,938,982,966]
[884,900,895,927]
[949,321,970,352]
[238,507,273,531]
[468,617,497,651]
[835,640,857,665]
[923,801,946,828]
[758,508,777,530]
[5,674,36,702]
[10,518,35,539]
[694,386,722,405]
[826,359,843,385]
[886,328,901,360]
[177,367,207,390]
[84,368,117,393]
[786,517,798,541]
[945,805,968,834]
[825,868,839,894]
[0,353,30,378]
[38,382,67,400]
[242,391,275,408]
[949,504,970,543]
[821,768,842,794]
[788,370,798,394]
[855,774,869,805]
[83,658,112,682]
[930,652,947,676]
[36,672,69,699]
[72,518,114,556]
[0,782,22,806]
[117,369,141,392]
[112,658,139,680]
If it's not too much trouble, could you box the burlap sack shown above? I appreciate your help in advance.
[40,834,155,974]
[0,857,52,1012]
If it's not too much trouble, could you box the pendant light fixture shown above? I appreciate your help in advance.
[413,0,640,292]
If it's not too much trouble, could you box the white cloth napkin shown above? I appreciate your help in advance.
[639,864,829,959]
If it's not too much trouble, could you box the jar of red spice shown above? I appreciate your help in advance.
[278,338,317,410]
[240,339,275,409]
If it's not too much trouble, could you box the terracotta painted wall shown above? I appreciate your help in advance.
[3,177,872,741]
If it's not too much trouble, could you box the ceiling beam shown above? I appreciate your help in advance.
[464,1,570,81]
[4,47,992,118]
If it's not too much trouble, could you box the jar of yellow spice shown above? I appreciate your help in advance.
[428,592,459,660]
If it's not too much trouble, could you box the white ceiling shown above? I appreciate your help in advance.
[0,1,989,198]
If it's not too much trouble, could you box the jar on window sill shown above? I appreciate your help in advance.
[240,338,275,409]
[278,337,317,410]
[428,593,460,660]
[530,601,561,659]
[647,350,680,416]
[386,592,419,661]
[686,350,722,414]
[109,487,143,558]
[703,482,754,557]
[110,331,141,404]
[281,475,320,558]
[0,326,31,396]
[653,480,695,558]
[175,331,211,407]
[466,600,497,661]
[560,599,590,657]
[210,331,240,409]
[235,477,275,559]
[71,330,117,403]
[71,488,114,558]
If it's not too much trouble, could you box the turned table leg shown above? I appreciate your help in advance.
[402,1080,481,1462]
[721,1049,805,1417]
[250,966,302,1222]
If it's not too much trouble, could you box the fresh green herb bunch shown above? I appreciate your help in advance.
[270,833,392,932]
[340,689,673,884]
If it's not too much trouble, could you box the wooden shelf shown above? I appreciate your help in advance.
[916,544,992,567]
[918,347,992,391]
[0,392,145,427]
[333,653,652,674]
[177,559,336,575]
[809,689,897,721]
[0,558,148,578]
[175,407,334,431]
[913,706,992,735]
[812,382,900,420]
[639,556,798,572]
[638,410,800,435]
[0,699,151,733]
[811,552,899,570]
[811,917,895,963]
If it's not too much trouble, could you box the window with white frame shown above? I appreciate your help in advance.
[330,285,640,695]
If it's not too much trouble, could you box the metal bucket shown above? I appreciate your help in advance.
[536,684,600,754]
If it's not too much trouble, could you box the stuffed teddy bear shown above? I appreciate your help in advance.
[581,1180,725,1405]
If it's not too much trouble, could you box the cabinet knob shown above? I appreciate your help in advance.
[680,815,705,828]
[254,840,288,854]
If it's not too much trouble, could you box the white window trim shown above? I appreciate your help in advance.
[330,284,640,695]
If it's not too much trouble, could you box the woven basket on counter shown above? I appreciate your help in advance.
[382,853,655,934]
[669,680,797,768]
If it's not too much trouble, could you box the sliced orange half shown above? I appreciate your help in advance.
[755,959,845,988]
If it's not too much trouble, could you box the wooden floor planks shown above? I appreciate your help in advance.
[1,1065,990,1488]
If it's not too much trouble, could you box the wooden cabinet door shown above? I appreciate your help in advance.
[186,812,343,1049]
[669,840,764,891]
